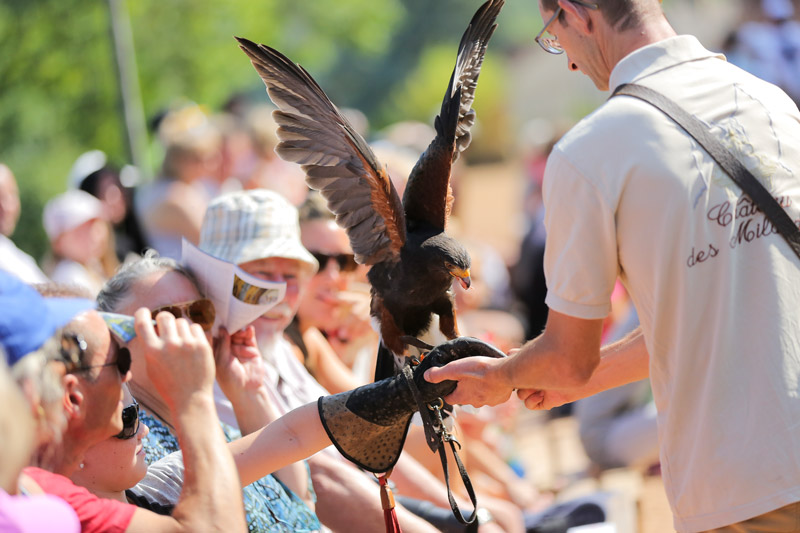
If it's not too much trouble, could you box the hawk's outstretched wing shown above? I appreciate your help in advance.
[402,0,503,232]
[237,38,406,265]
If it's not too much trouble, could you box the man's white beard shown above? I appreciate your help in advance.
[255,326,280,356]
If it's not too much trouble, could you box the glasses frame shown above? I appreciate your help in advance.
[535,0,599,55]
[151,298,216,331]
[62,333,131,378]
[115,397,140,440]
[59,332,87,372]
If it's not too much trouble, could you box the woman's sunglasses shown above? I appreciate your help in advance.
[116,397,140,440]
[311,252,358,273]
[151,298,216,331]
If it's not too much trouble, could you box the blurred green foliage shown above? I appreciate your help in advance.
[0,0,532,262]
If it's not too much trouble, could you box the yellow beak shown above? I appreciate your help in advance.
[451,268,471,290]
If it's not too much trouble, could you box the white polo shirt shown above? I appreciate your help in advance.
[543,35,800,531]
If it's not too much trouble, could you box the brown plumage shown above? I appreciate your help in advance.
[236,0,503,379]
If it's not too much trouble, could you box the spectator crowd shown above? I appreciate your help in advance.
[2,0,800,531]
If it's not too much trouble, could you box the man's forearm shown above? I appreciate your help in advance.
[518,326,650,409]
[172,394,245,531]
[500,312,605,391]
[585,326,649,396]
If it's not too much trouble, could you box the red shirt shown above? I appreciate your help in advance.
[23,467,136,533]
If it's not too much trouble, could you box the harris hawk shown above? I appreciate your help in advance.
[236,0,503,380]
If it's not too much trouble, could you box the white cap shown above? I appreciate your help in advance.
[43,190,104,241]
[67,150,107,189]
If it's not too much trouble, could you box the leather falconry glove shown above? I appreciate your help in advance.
[317,336,505,473]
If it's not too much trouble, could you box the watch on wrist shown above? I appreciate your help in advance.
[475,507,495,524]
[466,507,495,532]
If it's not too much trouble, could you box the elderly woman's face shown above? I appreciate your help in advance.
[115,270,205,380]
[69,385,149,494]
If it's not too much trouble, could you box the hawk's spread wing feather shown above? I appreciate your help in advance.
[402,0,503,231]
[236,38,406,265]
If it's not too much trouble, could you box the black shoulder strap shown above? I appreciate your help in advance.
[612,83,800,262]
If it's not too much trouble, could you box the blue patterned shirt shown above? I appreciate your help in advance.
[139,411,320,532]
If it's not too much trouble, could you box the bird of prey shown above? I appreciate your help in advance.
[236,0,503,379]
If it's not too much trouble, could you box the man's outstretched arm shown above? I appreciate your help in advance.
[425,310,648,409]
[517,324,649,410]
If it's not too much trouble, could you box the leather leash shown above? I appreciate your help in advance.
[402,364,478,525]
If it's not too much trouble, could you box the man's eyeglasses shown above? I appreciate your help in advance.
[535,0,598,54]
[151,298,216,331]
[116,398,140,440]
[61,333,132,377]
[310,252,358,273]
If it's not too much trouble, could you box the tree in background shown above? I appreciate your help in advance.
[0,0,522,262]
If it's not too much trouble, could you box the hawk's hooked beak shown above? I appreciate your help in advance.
[451,268,471,290]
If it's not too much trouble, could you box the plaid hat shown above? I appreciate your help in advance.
[199,189,319,273]
[0,271,94,365]
[43,189,104,242]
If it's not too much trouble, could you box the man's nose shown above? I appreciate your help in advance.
[567,56,579,71]
[322,258,342,277]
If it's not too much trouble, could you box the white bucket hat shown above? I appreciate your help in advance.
[199,189,319,273]
[43,190,104,242]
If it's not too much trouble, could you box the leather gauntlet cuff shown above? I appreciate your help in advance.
[317,336,505,472]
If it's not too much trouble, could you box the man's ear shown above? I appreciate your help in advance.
[558,0,594,35]
[62,374,83,420]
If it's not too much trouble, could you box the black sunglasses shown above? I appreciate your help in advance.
[63,333,131,377]
[311,251,358,272]
[115,398,140,440]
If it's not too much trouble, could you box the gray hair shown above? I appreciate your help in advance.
[97,249,199,313]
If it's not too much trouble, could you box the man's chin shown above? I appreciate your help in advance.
[253,315,291,334]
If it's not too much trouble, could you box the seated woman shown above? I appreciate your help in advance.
[287,192,374,393]
[89,258,500,529]
[97,251,320,531]
[68,385,169,512]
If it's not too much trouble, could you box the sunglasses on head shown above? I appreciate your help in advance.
[311,251,358,273]
[62,333,132,377]
[151,298,216,331]
[116,397,140,440]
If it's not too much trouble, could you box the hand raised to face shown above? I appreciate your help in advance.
[132,307,216,412]
[213,325,267,400]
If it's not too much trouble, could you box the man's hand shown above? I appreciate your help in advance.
[133,307,215,411]
[424,356,512,407]
[214,325,267,399]
[516,388,576,411]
